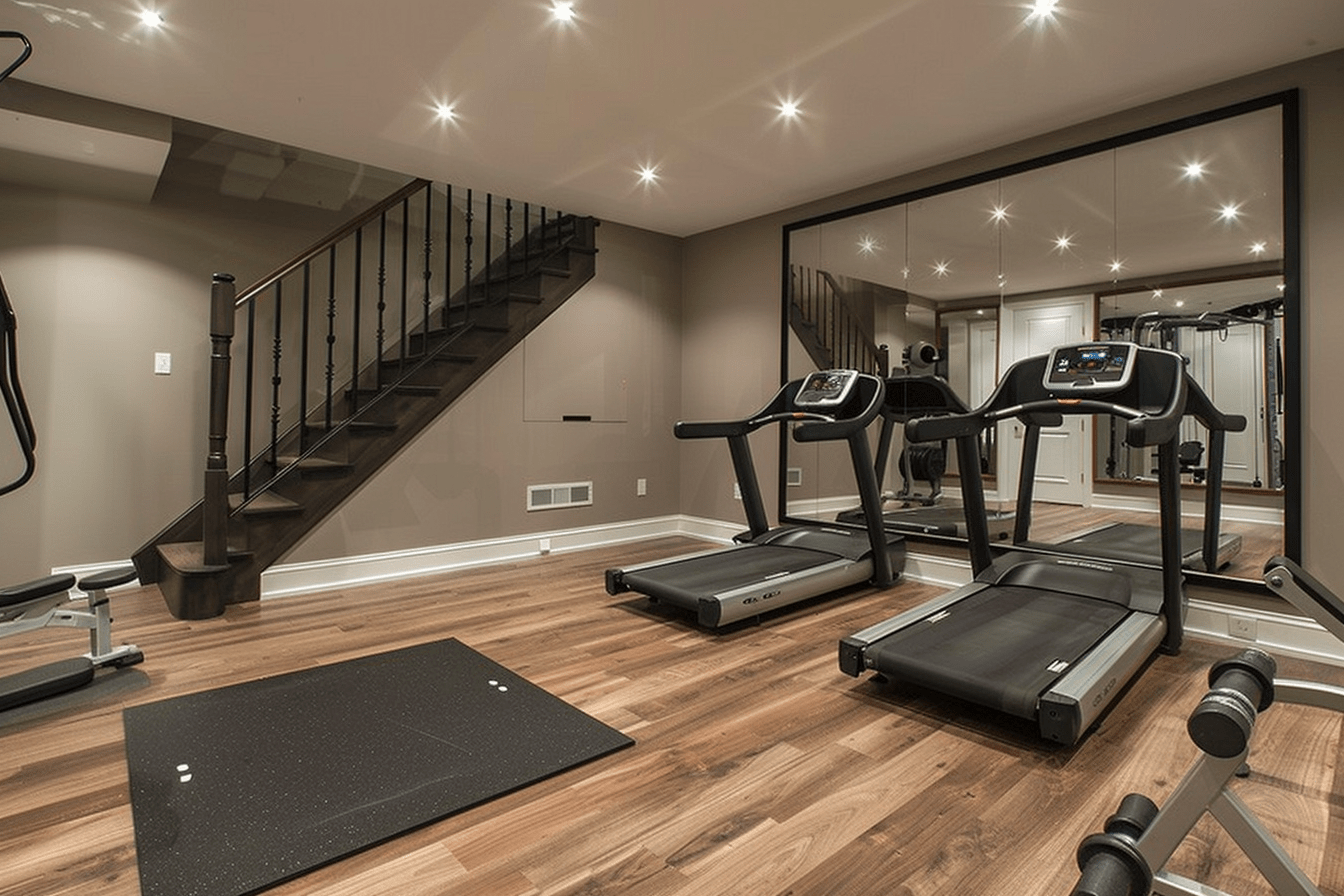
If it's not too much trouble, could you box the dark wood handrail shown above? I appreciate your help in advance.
[234,178,431,308]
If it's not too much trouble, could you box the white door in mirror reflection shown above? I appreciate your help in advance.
[1185,325,1266,487]
[1008,299,1090,505]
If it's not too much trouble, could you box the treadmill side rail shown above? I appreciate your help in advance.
[1038,612,1167,744]
[839,583,990,677]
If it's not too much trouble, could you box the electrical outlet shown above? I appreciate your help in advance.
[636,477,647,497]
[1229,615,1257,640]
[539,537,551,554]
[154,352,172,375]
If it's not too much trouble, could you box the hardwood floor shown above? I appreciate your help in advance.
[2,537,1340,896]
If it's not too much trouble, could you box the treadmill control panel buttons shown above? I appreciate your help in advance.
[795,369,859,408]
[1043,342,1137,392]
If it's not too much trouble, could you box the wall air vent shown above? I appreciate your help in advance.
[527,481,593,512]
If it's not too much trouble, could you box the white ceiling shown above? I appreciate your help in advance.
[4,0,1344,237]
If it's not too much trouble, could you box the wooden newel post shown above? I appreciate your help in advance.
[203,273,235,567]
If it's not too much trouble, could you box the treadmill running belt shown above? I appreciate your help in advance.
[1061,523,1239,569]
[619,544,838,608]
[865,585,1128,719]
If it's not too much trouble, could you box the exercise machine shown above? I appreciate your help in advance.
[605,369,904,627]
[1029,371,1245,572]
[1,565,145,712]
[840,342,1189,744]
[837,372,1014,540]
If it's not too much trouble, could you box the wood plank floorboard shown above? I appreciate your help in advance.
[1,535,1340,896]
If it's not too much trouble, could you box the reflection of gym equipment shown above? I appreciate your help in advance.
[606,369,904,628]
[836,372,1014,540]
[1070,555,1344,896]
[841,342,1190,745]
[0,265,36,497]
[1,566,144,711]
[1036,372,1246,573]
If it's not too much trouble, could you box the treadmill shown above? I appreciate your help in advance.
[836,374,1014,541]
[1040,371,1246,572]
[606,369,905,628]
[840,342,1188,745]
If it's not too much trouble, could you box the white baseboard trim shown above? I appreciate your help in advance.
[257,515,736,600]
[65,515,1336,667]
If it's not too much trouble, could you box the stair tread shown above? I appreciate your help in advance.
[229,491,302,515]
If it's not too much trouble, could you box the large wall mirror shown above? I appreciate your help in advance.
[780,92,1298,586]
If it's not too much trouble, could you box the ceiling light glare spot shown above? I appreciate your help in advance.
[777,99,801,120]
[1218,202,1242,222]
[857,235,879,255]
[637,164,659,185]
[1250,241,1267,256]
[932,260,951,278]
[1026,0,1059,22]
[138,9,164,27]
[1182,161,1205,180]
[1109,259,1124,273]
[990,205,1009,225]
[1152,289,1164,299]
[552,2,576,23]
[1053,234,1073,252]
[435,102,457,123]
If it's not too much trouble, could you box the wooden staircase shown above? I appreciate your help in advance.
[132,182,598,619]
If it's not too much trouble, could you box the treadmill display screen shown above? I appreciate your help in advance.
[1043,343,1137,392]
[796,369,859,408]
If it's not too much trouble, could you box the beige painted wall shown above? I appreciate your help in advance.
[681,49,1344,594]
[286,221,684,563]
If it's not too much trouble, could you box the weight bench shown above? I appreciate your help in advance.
[0,565,144,712]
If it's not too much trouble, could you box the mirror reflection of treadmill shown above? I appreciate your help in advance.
[1034,372,1245,572]
[836,374,1014,541]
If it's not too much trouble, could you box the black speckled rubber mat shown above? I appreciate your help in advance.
[123,638,633,896]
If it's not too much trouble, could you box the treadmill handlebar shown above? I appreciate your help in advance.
[674,374,886,444]
[906,347,1187,448]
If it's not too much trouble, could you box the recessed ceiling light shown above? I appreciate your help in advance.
[1053,234,1073,252]
[434,102,457,122]
[138,9,164,27]
[990,205,1009,224]
[552,2,576,23]
[777,99,801,120]
[1026,0,1059,22]
[932,260,951,277]
[1218,202,1242,222]
[858,235,879,255]
[1250,241,1267,255]
[637,164,659,185]
[1182,161,1206,180]
[1109,259,1124,273]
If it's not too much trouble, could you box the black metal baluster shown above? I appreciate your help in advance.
[523,202,531,280]
[399,197,409,373]
[484,194,493,308]
[504,197,513,291]
[375,212,387,391]
[422,186,433,345]
[350,227,363,415]
[268,279,283,466]
[243,298,256,500]
[298,262,311,452]
[463,188,474,324]
[443,185,453,329]
[324,245,337,431]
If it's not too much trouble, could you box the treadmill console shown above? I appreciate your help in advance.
[795,369,860,409]
[1043,342,1137,393]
